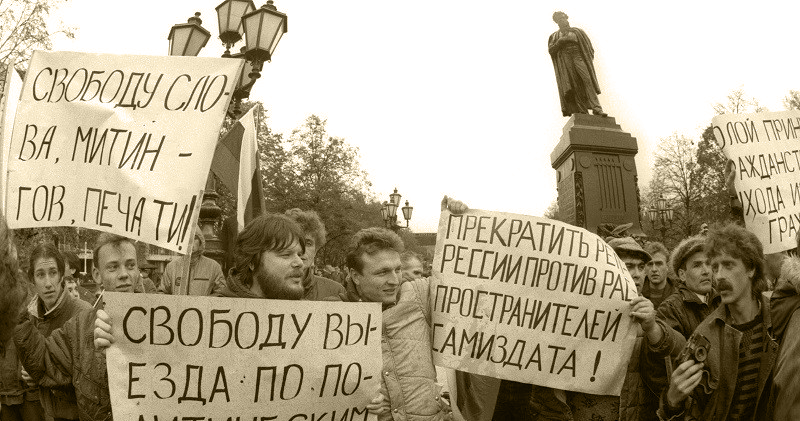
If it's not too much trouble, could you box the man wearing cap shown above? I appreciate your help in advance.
[640,235,720,413]
[607,236,651,293]
[160,228,226,296]
[531,237,659,420]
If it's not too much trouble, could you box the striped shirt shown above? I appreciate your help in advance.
[727,313,764,421]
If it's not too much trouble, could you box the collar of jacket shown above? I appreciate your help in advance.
[676,282,719,306]
[708,293,774,336]
[221,269,262,299]
[33,287,69,319]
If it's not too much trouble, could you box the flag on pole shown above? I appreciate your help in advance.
[210,106,266,231]
[1,62,24,214]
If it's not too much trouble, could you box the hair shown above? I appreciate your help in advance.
[552,11,568,22]
[232,213,306,287]
[284,208,327,246]
[345,228,404,273]
[27,243,65,282]
[644,242,669,262]
[62,250,81,274]
[796,230,800,255]
[401,250,422,267]
[0,216,25,342]
[704,223,768,299]
[93,233,136,268]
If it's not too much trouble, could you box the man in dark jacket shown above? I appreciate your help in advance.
[660,224,776,420]
[15,233,143,421]
[284,208,345,301]
[23,244,92,421]
[642,242,676,310]
[214,213,306,300]
[641,235,720,416]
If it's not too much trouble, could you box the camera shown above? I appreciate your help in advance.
[675,332,710,366]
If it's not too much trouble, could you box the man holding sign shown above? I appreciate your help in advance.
[332,226,452,420]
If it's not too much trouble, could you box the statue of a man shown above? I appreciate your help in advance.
[548,11,607,117]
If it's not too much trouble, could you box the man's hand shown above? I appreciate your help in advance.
[725,160,737,197]
[20,368,36,387]
[666,359,704,408]
[441,196,468,214]
[366,387,390,415]
[93,309,114,351]
[629,296,656,333]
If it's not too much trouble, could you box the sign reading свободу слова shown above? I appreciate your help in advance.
[431,209,638,395]
[4,51,242,252]
[104,293,382,421]
[712,110,800,254]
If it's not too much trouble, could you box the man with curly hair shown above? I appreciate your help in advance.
[284,208,345,301]
[661,223,777,420]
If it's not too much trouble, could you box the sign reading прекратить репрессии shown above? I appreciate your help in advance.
[431,209,639,396]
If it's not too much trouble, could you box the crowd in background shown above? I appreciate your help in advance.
[1,192,799,421]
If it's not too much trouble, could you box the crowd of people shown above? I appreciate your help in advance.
[1,193,799,421]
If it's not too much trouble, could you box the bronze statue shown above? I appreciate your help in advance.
[548,11,607,117]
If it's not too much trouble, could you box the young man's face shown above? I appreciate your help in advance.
[93,242,139,293]
[301,234,318,270]
[33,257,62,308]
[401,257,424,283]
[679,251,712,295]
[646,252,669,287]
[65,280,80,301]
[711,251,755,306]
[254,241,305,300]
[621,256,646,292]
[352,249,402,305]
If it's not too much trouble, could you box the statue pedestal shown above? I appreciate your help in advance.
[550,114,643,235]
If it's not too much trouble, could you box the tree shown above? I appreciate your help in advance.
[712,87,766,115]
[783,90,800,110]
[647,133,699,245]
[0,0,74,68]
[542,199,560,220]
[259,114,385,266]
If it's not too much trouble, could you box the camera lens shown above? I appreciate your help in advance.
[694,346,707,362]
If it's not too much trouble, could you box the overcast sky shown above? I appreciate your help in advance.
[49,0,800,232]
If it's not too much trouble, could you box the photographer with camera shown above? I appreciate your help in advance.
[658,224,777,420]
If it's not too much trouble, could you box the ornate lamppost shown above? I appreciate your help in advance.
[167,0,288,263]
[381,188,413,232]
[647,194,674,243]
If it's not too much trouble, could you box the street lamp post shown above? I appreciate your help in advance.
[647,194,674,243]
[381,188,413,232]
[167,1,288,264]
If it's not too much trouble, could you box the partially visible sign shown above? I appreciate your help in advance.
[712,110,800,254]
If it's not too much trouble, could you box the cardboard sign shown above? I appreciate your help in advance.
[431,209,638,395]
[712,110,800,254]
[104,293,382,421]
[4,51,241,252]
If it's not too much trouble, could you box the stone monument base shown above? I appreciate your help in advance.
[550,114,643,236]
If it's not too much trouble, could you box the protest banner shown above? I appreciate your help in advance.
[712,110,800,254]
[4,51,242,252]
[430,209,638,395]
[104,292,382,421]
